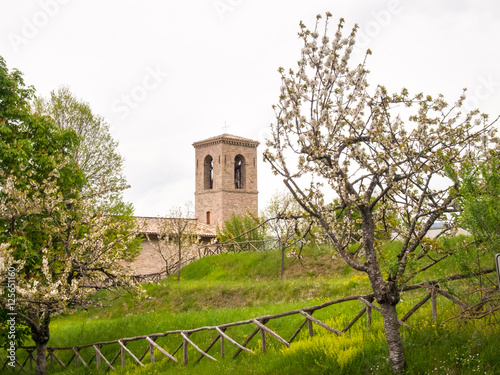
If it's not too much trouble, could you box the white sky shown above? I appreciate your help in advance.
[1,0,499,217]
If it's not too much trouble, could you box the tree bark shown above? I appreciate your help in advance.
[361,207,406,373]
[35,341,48,375]
[380,302,406,373]
[26,309,51,375]
[280,243,285,281]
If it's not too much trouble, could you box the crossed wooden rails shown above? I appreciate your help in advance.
[132,256,198,283]
[134,241,275,284]
[1,279,472,373]
[136,240,276,283]
[200,239,275,256]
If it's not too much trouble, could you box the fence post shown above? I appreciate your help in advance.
[150,342,155,364]
[121,342,126,367]
[260,327,267,353]
[220,334,225,359]
[95,346,101,369]
[431,287,438,321]
[183,333,189,364]
[366,305,372,331]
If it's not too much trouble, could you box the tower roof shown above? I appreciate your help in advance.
[192,133,259,148]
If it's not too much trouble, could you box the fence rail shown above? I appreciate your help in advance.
[132,256,198,283]
[133,240,275,283]
[1,277,477,373]
[199,239,276,256]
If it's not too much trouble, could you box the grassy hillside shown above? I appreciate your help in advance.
[7,240,500,374]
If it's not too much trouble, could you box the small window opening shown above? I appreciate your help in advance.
[206,211,211,225]
[204,155,213,189]
[234,155,245,189]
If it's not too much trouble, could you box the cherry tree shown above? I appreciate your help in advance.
[0,171,140,375]
[0,56,140,375]
[263,13,499,373]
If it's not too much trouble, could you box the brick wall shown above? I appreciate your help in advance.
[193,134,259,228]
[126,236,201,275]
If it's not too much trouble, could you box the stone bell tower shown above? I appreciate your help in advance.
[193,133,259,228]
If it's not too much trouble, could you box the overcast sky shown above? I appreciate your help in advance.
[1,0,499,217]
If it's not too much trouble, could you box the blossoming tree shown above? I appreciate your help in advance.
[263,14,499,373]
[0,56,140,375]
[0,173,140,374]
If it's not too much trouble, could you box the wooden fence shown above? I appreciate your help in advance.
[132,256,198,283]
[0,278,476,373]
[132,240,275,283]
[199,239,275,256]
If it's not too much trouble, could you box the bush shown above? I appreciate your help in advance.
[217,212,266,243]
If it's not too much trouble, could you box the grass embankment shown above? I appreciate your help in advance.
[11,239,500,374]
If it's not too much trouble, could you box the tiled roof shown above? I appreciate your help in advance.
[192,133,259,148]
[135,216,216,237]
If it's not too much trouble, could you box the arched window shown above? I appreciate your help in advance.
[204,155,213,189]
[234,154,245,189]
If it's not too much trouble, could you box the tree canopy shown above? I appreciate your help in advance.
[0,56,140,375]
[34,86,126,191]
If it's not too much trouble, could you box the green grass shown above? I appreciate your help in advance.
[34,305,500,375]
[4,241,500,374]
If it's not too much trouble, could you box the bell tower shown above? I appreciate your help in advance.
[193,133,259,228]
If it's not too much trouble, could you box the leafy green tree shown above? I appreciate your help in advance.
[458,157,500,250]
[34,86,126,191]
[264,14,499,373]
[1,171,141,375]
[451,157,500,318]
[217,212,265,243]
[0,57,140,375]
[0,62,81,190]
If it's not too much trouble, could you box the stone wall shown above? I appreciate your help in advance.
[126,235,201,276]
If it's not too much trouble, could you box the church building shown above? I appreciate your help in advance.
[129,133,259,278]
[193,133,259,228]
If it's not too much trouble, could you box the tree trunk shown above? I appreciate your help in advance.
[360,208,406,373]
[380,302,406,373]
[177,239,181,282]
[35,341,48,375]
[280,244,285,281]
[26,309,51,375]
